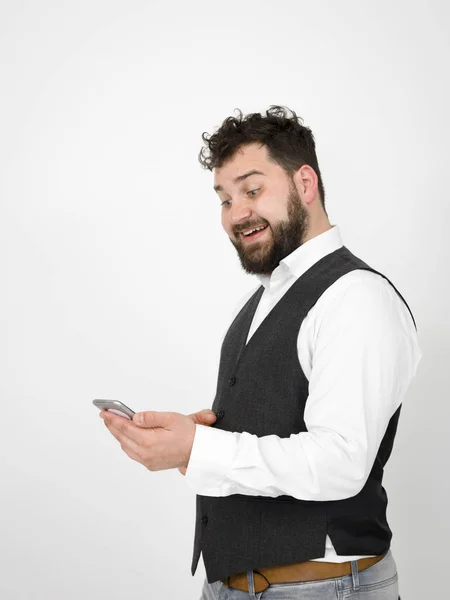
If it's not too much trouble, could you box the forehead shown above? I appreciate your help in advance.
[213,143,278,190]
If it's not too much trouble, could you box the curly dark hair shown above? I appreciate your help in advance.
[198,105,326,210]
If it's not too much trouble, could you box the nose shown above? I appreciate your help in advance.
[229,197,253,226]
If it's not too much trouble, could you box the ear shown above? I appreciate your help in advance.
[293,165,318,206]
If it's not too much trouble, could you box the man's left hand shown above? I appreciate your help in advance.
[100,410,196,471]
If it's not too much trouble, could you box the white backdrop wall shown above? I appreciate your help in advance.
[1,1,448,599]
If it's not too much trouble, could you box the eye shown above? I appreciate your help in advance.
[220,189,259,207]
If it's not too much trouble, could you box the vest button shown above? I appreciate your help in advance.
[216,410,225,420]
[228,376,236,386]
[201,515,208,525]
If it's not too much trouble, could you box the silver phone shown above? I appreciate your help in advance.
[93,399,135,420]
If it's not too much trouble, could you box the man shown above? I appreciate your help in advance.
[100,106,421,599]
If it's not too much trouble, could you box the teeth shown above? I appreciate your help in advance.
[243,225,266,236]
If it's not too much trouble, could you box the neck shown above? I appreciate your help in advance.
[302,217,333,244]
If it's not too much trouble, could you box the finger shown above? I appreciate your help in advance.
[124,450,142,463]
[106,424,149,464]
[102,411,150,444]
[132,411,175,429]
[101,410,134,429]
[103,420,143,453]
[187,410,217,424]
[117,438,143,464]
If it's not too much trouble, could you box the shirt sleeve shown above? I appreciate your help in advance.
[184,275,422,500]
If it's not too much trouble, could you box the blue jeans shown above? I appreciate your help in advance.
[200,550,400,599]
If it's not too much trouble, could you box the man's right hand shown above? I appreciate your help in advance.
[178,409,217,476]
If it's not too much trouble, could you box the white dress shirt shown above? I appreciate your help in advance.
[185,225,422,562]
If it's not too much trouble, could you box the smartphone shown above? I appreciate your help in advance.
[93,399,135,420]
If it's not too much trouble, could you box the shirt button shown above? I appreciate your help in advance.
[201,515,208,525]
[216,410,225,420]
[228,376,236,386]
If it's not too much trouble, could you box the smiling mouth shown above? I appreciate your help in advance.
[239,225,269,241]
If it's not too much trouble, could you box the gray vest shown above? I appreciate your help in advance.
[191,246,416,584]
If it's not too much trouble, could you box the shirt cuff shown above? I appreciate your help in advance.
[184,424,240,495]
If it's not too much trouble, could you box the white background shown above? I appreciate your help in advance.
[1,1,448,598]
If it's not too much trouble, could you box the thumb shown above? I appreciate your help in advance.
[188,409,217,425]
[132,411,173,428]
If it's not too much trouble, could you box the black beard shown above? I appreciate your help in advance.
[229,185,310,275]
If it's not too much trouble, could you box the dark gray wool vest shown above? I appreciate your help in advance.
[191,245,417,584]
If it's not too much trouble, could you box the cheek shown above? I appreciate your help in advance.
[221,213,231,233]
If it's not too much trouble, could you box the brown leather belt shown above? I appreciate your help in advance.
[222,554,385,593]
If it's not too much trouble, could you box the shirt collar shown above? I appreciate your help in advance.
[256,225,344,290]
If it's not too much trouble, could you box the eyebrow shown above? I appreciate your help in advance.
[213,169,266,193]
